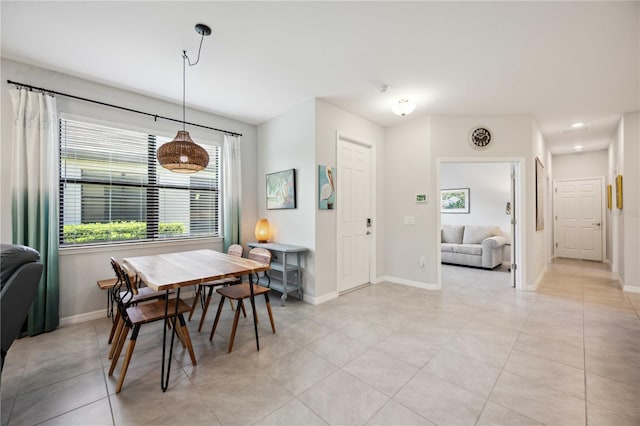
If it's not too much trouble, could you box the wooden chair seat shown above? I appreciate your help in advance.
[126,298,191,324]
[216,283,271,300]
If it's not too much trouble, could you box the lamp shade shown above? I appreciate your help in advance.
[157,130,209,173]
[255,218,271,243]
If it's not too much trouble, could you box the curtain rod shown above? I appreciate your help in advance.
[6,79,243,137]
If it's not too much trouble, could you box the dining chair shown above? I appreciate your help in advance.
[108,258,196,393]
[107,258,167,361]
[209,247,276,353]
[188,244,245,332]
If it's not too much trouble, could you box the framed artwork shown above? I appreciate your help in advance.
[441,188,470,213]
[318,165,335,210]
[266,169,296,209]
[535,157,544,231]
[616,175,623,209]
[607,184,612,210]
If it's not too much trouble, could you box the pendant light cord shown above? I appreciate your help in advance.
[181,30,206,132]
[182,52,187,132]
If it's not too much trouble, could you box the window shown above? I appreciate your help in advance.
[59,118,221,246]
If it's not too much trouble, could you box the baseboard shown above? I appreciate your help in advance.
[378,275,440,290]
[623,285,640,293]
[526,264,548,291]
[60,309,107,327]
[303,292,339,305]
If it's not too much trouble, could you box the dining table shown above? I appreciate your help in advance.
[122,248,270,391]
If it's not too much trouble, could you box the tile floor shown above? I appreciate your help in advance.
[1,258,639,425]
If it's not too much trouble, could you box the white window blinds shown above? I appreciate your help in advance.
[59,118,220,245]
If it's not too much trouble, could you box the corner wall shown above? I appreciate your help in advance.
[384,114,551,290]
[314,100,385,299]
[257,100,317,296]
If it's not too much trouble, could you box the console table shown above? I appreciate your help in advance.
[247,242,307,305]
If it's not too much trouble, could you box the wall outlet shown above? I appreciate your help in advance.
[419,256,425,267]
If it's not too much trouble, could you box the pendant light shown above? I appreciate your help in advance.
[157,24,211,173]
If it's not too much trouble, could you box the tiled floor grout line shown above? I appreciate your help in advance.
[580,262,589,426]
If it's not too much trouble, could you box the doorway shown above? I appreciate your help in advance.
[336,132,376,293]
[553,178,605,261]
[437,158,524,290]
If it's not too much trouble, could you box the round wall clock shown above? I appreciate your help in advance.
[469,126,492,150]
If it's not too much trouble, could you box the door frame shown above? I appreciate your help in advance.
[335,130,377,292]
[552,176,606,262]
[436,157,526,290]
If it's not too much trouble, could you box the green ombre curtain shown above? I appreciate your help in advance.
[10,88,59,335]
[222,135,242,251]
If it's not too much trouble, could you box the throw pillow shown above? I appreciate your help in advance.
[462,225,501,244]
[442,225,464,244]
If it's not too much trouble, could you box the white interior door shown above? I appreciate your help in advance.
[554,179,603,261]
[337,139,371,292]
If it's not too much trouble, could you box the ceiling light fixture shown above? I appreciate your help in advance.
[392,98,416,117]
[571,122,585,128]
[574,145,584,151]
[157,23,212,173]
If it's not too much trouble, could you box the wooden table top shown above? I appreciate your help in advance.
[123,249,270,291]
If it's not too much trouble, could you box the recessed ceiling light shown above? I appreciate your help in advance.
[571,122,585,128]
[574,145,584,151]
[392,99,416,116]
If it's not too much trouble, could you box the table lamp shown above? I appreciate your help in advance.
[255,218,271,243]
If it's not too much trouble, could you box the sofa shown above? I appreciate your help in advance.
[441,225,507,269]
[1,244,43,370]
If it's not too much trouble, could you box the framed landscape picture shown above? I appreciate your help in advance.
[266,169,296,209]
[441,188,470,214]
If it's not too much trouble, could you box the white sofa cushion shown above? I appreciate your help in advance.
[453,244,482,256]
[462,225,501,244]
[441,243,456,253]
[442,225,464,244]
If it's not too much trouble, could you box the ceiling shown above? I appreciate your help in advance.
[2,2,638,154]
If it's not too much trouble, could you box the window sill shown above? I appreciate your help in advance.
[59,236,224,256]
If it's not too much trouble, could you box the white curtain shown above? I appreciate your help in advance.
[222,135,242,251]
[10,88,60,334]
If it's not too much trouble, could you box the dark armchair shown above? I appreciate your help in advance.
[1,244,43,371]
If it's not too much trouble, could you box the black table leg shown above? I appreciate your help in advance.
[160,287,181,392]
[249,273,260,351]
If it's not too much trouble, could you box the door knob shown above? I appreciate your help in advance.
[592,223,601,226]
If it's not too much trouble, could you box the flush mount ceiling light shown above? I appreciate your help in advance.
[392,98,416,116]
[574,145,584,151]
[571,122,585,128]
[157,23,212,173]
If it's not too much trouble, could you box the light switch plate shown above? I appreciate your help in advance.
[404,216,415,225]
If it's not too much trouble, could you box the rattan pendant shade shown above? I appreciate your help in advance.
[157,130,209,173]
[157,23,212,174]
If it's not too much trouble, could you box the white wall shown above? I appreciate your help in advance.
[552,149,608,180]
[532,123,553,287]
[608,119,625,279]
[383,117,432,285]
[1,59,259,320]
[622,112,640,291]
[441,162,511,233]
[315,100,385,298]
[257,99,316,296]
[384,114,551,290]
